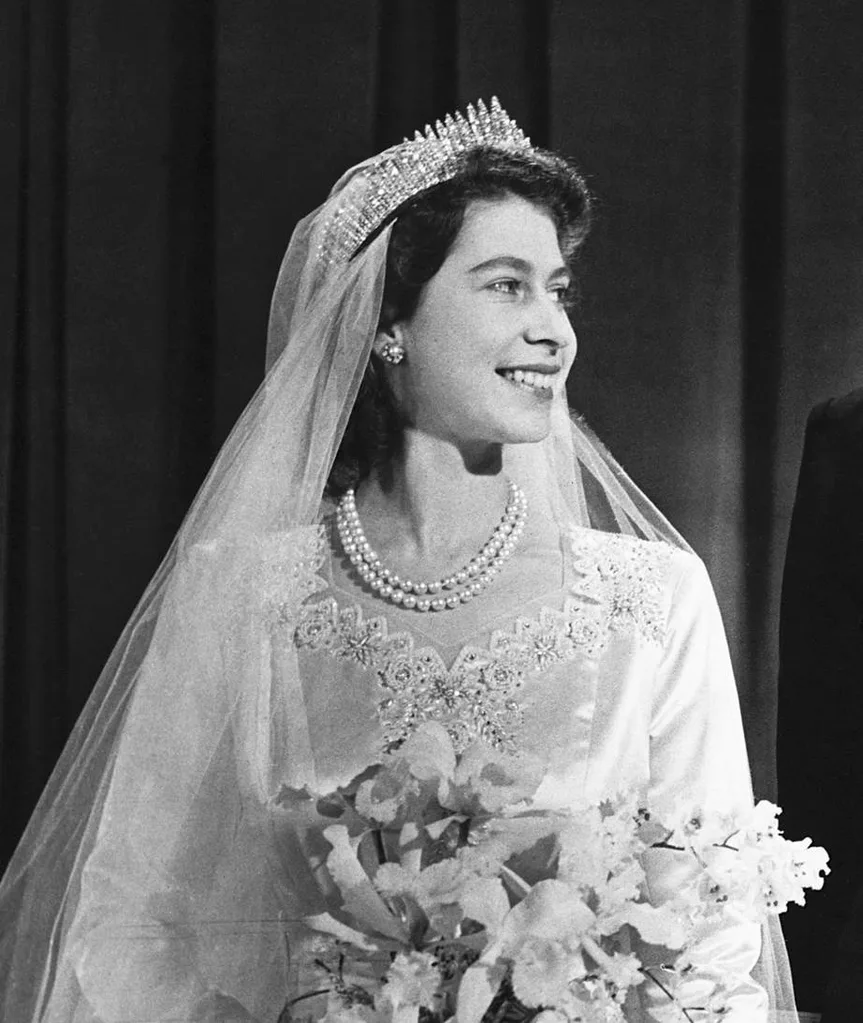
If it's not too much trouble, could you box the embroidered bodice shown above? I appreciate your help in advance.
[274,520,754,826]
[292,526,674,756]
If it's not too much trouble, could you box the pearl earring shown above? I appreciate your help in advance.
[380,340,405,365]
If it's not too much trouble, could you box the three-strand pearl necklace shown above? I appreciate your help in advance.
[336,481,528,612]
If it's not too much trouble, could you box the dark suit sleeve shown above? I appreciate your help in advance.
[776,389,863,1014]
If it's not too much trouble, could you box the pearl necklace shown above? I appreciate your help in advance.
[336,481,528,612]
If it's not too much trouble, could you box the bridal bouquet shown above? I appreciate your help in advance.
[278,724,827,1023]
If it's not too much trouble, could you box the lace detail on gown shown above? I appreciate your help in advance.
[257,525,327,624]
[190,525,328,627]
[568,526,673,647]
[291,527,674,752]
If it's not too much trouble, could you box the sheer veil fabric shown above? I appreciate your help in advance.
[0,146,797,1021]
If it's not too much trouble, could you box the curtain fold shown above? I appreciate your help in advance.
[1,0,70,855]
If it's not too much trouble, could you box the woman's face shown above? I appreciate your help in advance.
[381,195,577,448]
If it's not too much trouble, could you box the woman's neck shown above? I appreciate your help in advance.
[355,431,509,568]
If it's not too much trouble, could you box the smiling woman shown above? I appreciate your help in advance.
[328,144,589,500]
[381,199,574,441]
[0,100,801,1022]
[350,196,579,590]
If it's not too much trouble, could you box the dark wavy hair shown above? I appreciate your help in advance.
[325,145,593,496]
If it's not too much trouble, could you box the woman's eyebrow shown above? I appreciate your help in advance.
[467,255,570,280]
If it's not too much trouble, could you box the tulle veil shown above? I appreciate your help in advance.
[0,130,798,1022]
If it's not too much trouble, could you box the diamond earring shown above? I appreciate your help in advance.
[380,340,405,365]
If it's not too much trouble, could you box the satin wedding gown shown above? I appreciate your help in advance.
[61,503,766,1022]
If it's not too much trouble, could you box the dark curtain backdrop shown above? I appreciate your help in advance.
[3,0,863,867]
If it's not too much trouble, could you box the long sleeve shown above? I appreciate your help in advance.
[42,542,306,1023]
[640,554,768,1021]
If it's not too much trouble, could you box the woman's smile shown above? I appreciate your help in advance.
[381,194,576,447]
[497,364,561,397]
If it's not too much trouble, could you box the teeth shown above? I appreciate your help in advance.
[501,369,554,390]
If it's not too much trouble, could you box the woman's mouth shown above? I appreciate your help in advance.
[498,368,557,393]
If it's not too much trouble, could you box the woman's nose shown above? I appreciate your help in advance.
[524,299,576,351]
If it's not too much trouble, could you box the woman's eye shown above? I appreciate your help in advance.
[489,279,523,296]
[551,283,573,305]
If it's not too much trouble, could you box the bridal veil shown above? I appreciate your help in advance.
[0,101,797,1022]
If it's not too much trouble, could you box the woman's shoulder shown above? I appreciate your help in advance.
[566,525,704,648]
[568,524,698,589]
[180,524,329,621]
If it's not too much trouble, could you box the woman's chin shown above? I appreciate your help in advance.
[497,415,553,445]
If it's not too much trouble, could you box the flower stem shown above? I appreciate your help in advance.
[499,865,531,898]
[641,969,696,1023]
[285,987,331,1008]
[580,934,615,973]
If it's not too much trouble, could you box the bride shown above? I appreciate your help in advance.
[0,99,796,1021]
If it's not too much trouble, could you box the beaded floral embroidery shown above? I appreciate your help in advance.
[261,525,327,626]
[568,526,674,648]
[292,528,675,752]
[191,525,327,630]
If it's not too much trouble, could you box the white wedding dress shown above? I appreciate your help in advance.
[56,506,767,1022]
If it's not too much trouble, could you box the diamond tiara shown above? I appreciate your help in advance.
[318,97,533,268]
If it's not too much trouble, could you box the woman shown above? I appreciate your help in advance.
[0,100,795,1021]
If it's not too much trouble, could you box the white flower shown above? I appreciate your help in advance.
[789,838,830,892]
[354,759,432,827]
[441,742,545,814]
[740,800,782,841]
[380,951,441,1011]
[511,937,586,1007]
[602,951,643,993]
[396,722,458,782]
[559,984,628,1023]
[374,858,472,906]
[600,900,689,949]
[673,806,831,920]
[667,805,738,854]
[696,844,762,918]
[458,876,511,934]
[595,860,645,914]
[497,879,596,952]
[320,990,378,1023]
[374,858,509,941]
[556,812,610,890]
[735,802,830,914]
[469,813,564,868]
[556,802,646,896]
[755,836,830,913]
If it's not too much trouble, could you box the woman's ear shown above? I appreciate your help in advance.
[373,316,405,352]
[373,320,407,365]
